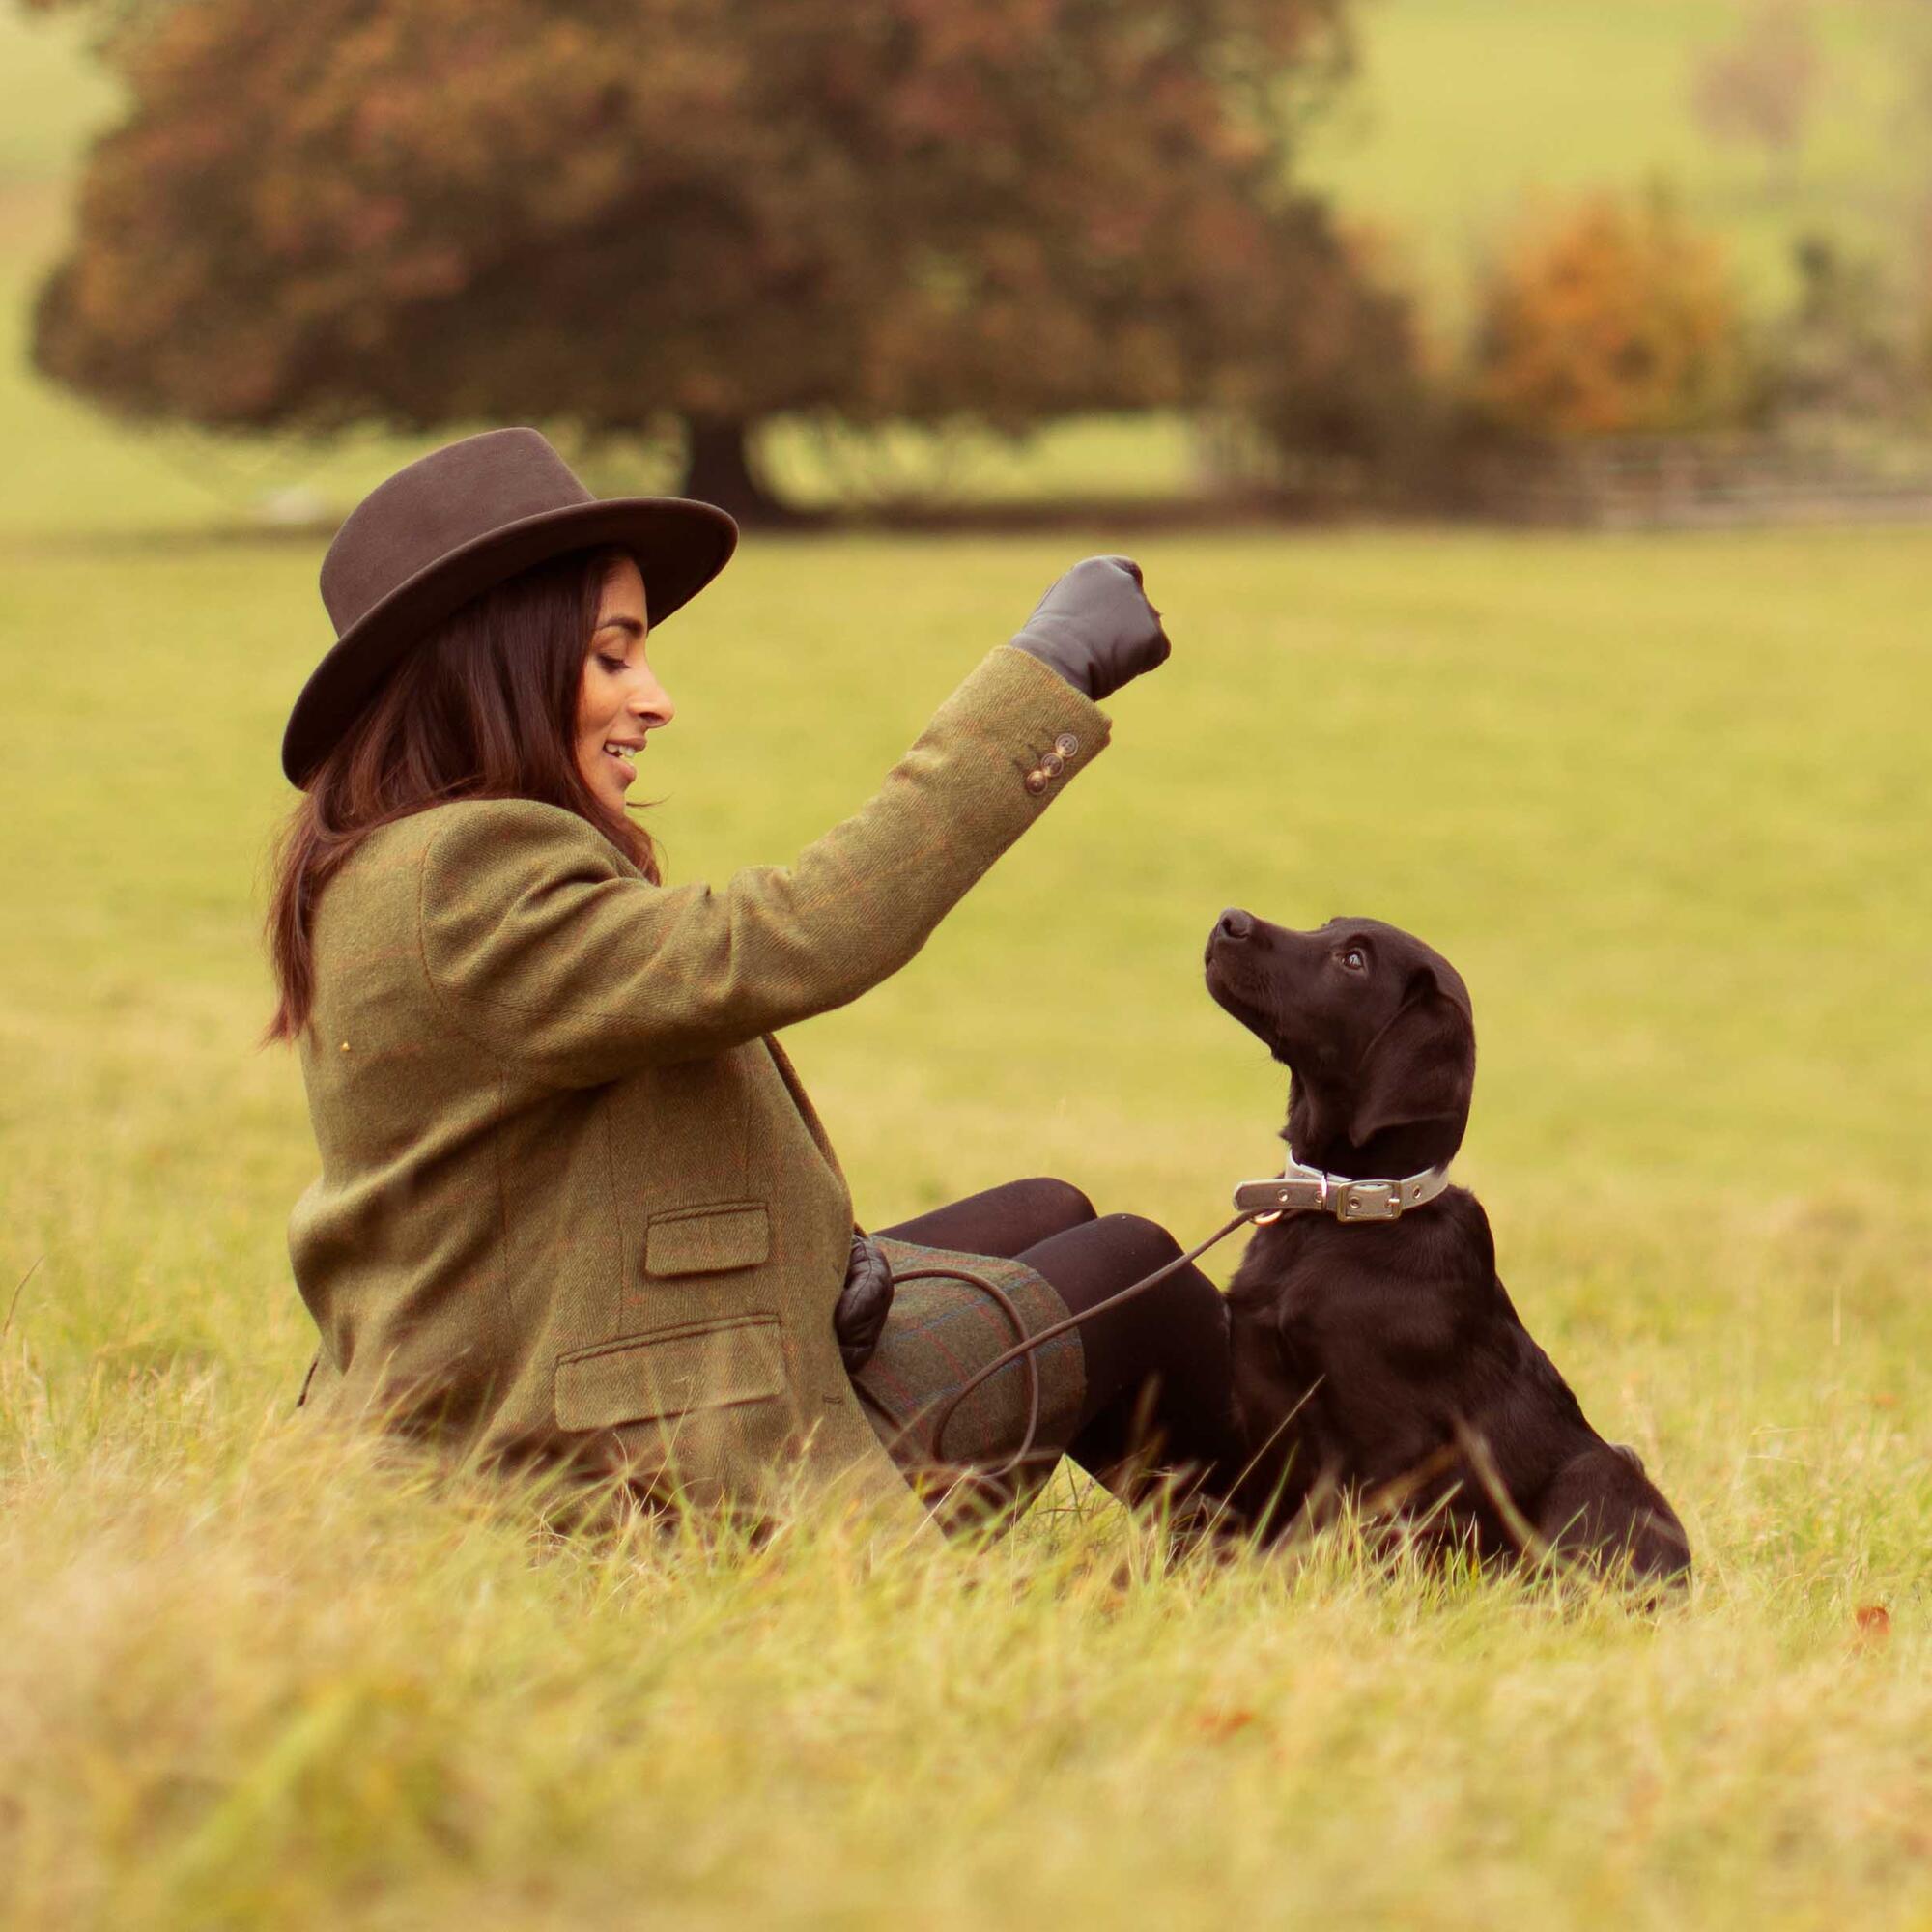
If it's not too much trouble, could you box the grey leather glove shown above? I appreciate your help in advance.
[1008,555,1170,702]
[835,1231,895,1374]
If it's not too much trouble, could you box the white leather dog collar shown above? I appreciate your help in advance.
[1233,1155,1451,1226]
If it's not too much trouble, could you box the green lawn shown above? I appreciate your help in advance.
[6,7,1932,1928]
[5,517,1932,1927]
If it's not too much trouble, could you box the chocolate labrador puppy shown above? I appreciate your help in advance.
[1204,910,1690,1587]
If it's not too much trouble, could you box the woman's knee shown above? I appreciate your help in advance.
[1009,1176,1096,1236]
[1092,1216,1229,1339]
[1091,1211,1182,1272]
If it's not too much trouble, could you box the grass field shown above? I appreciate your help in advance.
[7,518,1932,1928]
[6,6,1932,1929]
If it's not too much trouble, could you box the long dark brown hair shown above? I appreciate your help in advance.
[264,544,660,1044]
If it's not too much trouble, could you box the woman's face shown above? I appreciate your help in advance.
[574,554,673,812]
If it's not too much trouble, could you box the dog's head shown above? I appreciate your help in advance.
[1204,911,1475,1177]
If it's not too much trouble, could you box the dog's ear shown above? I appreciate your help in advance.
[1347,966,1476,1150]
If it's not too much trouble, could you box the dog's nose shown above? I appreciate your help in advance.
[1216,908,1253,942]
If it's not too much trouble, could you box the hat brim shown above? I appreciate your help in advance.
[281,495,738,787]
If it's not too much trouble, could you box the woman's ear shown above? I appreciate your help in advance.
[1346,969,1476,1151]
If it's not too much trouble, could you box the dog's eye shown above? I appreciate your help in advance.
[1339,948,1367,973]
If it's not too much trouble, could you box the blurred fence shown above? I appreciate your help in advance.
[1462,435,1932,529]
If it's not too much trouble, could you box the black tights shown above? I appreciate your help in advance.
[875,1179,1245,1505]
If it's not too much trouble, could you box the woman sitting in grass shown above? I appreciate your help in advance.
[266,428,1245,1540]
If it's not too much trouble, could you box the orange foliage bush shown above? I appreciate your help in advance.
[1470,192,1751,439]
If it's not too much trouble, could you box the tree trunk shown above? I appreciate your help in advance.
[680,416,785,523]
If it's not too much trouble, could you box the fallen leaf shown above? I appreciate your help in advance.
[1195,1707,1258,1740]
[1855,1605,1891,1643]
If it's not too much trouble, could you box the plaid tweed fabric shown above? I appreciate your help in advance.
[852,1236,1086,1522]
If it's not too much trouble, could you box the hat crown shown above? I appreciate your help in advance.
[320,428,594,639]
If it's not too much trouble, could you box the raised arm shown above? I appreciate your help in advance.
[416,642,1113,1082]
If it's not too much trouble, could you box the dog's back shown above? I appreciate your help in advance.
[1226,1193,1691,1585]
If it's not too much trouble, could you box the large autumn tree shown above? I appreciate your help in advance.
[29,0,1412,515]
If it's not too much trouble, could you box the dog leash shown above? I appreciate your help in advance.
[859,1154,1451,1491]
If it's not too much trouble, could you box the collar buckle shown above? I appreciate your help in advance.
[1334,1179,1400,1222]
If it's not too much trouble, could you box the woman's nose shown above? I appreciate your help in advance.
[632,675,674,727]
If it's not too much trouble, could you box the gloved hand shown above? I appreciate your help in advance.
[1007,555,1170,702]
[835,1231,895,1374]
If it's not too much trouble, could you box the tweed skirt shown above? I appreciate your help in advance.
[849,1235,1087,1522]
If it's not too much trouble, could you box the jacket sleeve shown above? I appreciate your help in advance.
[415,645,1111,1082]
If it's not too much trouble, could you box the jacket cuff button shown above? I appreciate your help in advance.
[1024,769,1049,795]
[1039,753,1065,777]
[1054,733,1079,758]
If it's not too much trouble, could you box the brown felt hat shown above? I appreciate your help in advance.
[281,427,739,787]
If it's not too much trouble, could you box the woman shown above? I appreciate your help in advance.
[270,428,1244,1541]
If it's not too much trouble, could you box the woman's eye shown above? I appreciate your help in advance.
[596,654,627,674]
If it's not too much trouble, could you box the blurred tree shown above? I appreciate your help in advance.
[1764,235,1920,430]
[1690,0,1820,194]
[26,0,1413,517]
[1470,191,1751,440]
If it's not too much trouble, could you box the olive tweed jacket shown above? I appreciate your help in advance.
[289,645,1109,1538]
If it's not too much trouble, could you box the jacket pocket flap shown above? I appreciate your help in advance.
[554,1316,784,1431]
[644,1201,770,1277]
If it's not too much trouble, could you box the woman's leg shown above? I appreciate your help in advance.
[1014,1214,1247,1511]
[872,1187,1246,1522]
[874,1177,1095,1259]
